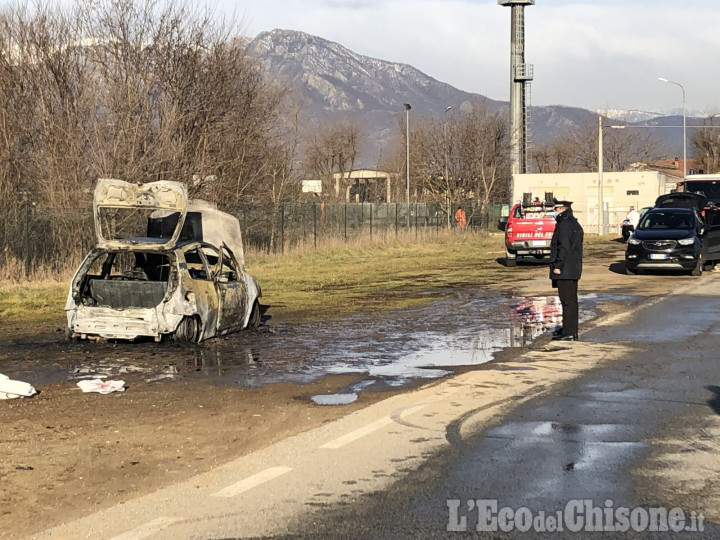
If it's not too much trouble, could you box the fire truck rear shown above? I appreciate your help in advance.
[500,194,557,267]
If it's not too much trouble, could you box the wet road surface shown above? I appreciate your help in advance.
[34,279,720,539]
[278,285,720,538]
[0,290,631,403]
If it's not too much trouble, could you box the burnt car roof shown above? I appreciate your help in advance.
[95,239,224,252]
[92,180,246,265]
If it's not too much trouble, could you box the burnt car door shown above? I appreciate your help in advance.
[93,179,188,250]
[182,246,221,339]
[211,245,248,334]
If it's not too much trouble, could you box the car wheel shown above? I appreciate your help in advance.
[64,326,77,341]
[174,316,200,343]
[247,301,261,329]
[691,255,703,277]
[505,248,517,267]
[625,264,636,275]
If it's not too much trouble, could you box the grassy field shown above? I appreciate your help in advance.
[252,232,516,320]
[0,232,618,324]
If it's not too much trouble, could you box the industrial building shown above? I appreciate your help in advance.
[511,172,678,234]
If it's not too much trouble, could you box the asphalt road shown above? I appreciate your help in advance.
[37,277,720,539]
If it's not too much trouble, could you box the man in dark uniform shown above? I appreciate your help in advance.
[549,199,584,341]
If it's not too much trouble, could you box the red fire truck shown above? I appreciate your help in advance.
[499,193,556,267]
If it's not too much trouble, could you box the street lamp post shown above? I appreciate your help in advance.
[598,115,604,235]
[404,103,411,229]
[444,106,452,230]
[658,77,687,178]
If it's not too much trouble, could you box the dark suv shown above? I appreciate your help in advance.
[625,193,708,276]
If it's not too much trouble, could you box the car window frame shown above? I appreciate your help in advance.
[217,245,239,283]
[184,246,212,281]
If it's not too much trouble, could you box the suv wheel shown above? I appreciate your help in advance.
[505,248,517,267]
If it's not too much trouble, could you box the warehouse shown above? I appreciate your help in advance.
[511,171,678,234]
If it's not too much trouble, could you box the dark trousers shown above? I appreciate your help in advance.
[557,279,579,336]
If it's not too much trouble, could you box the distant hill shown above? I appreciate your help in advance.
[246,29,691,168]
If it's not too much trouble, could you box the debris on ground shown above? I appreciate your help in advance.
[0,373,37,399]
[76,378,126,394]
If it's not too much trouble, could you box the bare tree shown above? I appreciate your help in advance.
[0,0,291,270]
[691,115,720,174]
[303,118,361,201]
[260,103,303,251]
[532,133,579,173]
[456,103,510,213]
[569,117,664,173]
[410,101,510,219]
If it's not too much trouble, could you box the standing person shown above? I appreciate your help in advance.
[549,199,584,341]
[626,206,640,230]
[454,205,467,229]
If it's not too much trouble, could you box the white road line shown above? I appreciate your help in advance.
[399,403,430,417]
[110,516,180,540]
[211,466,293,498]
[320,416,394,449]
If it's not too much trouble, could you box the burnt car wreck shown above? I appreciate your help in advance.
[65,179,261,343]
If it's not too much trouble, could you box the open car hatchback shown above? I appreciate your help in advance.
[65,179,261,342]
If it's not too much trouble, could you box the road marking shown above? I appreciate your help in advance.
[399,402,430,417]
[211,466,293,498]
[110,517,180,540]
[320,416,394,449]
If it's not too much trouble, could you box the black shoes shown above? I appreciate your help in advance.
[550,326,579,341]
[552,333,579,341]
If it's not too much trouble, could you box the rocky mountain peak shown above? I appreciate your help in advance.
[247,28,484,116]
[245,29,684,166]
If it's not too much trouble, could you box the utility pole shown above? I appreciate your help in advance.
[404,103,412,229]
[499,0,535,176]
[444,106,453,230]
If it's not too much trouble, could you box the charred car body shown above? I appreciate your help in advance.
[625,192,720,276]
[65,179,261,342]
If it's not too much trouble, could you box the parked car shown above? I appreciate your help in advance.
[625,193,712,276]
[65,179,262,342]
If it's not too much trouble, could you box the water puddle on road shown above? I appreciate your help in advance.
[0,291,636,402]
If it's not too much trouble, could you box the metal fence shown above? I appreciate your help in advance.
[0,202,505,276]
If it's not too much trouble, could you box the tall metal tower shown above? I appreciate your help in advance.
[499,0,534,175]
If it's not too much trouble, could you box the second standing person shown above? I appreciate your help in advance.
[549,199,584,341]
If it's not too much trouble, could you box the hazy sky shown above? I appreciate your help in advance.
[222,0,719,116]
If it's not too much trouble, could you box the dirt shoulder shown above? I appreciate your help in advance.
[0,241,693,538]
[1,375,396,539]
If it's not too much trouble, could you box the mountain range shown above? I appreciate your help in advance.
[246,29,692,168]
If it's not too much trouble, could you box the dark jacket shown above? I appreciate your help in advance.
[549,208,584,280]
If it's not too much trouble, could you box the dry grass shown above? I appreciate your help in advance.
[247,231,516,319]
[0,231,620,324]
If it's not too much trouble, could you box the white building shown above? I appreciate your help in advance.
[512,172,678,234]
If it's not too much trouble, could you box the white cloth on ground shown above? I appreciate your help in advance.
[76,378,125,394]
[0,373,38,399]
